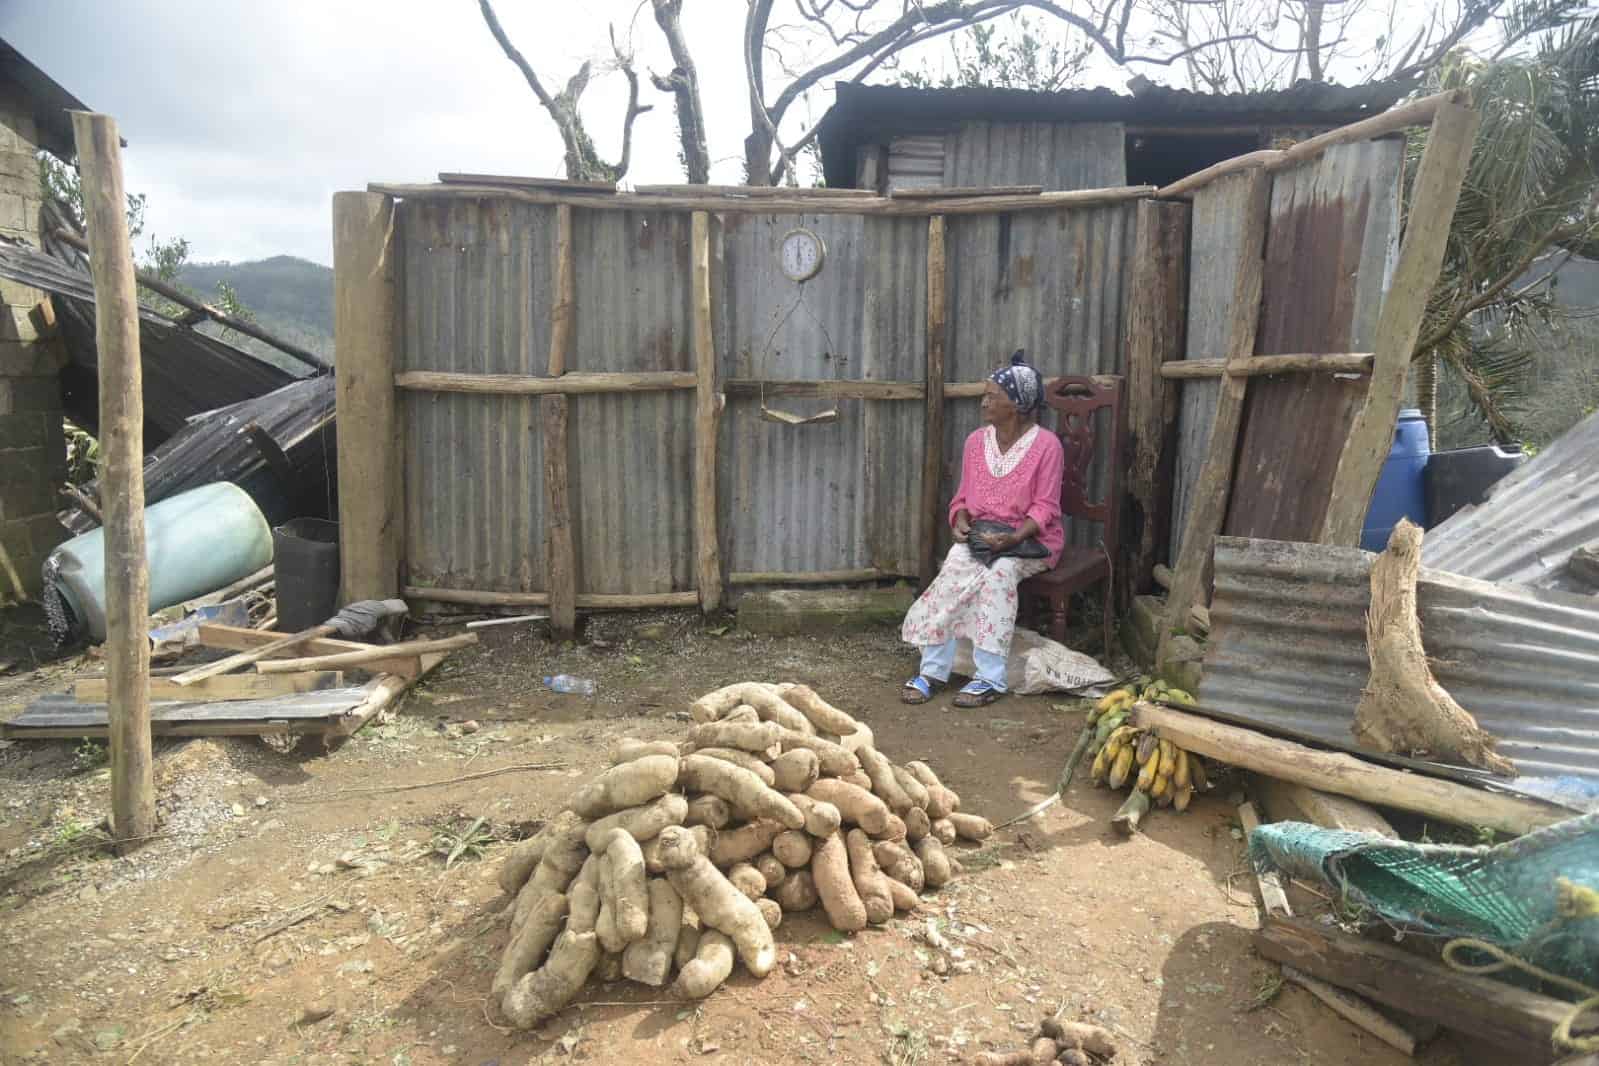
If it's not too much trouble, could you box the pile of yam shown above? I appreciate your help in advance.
[492,682,993,1028]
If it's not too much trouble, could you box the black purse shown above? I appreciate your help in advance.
[966,519,1048,567]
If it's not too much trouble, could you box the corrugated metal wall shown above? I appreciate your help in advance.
[945,122,1127,189]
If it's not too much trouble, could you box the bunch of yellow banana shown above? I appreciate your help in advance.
[1083,680,1209,814]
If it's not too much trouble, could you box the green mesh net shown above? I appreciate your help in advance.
[1248,812,1599,988]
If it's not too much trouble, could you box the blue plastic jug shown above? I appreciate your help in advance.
[1360,408,1430,551]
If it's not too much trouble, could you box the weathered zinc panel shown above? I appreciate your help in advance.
[942,204,1136,552]
[887,136,947,192]
[944,122,1128,189]
[397,198,551,593]
[717,212,928,577]
[1224,138,1402,541]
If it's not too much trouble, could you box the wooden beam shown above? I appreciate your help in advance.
[255,634,477,674]
[1132,702,1565,836]
[74,110,154,847]
[1280,966,1425,1056]
[368,182,1157,218]
[1125,200,1189,600]
[729,568,910,586]
[1320,102,1479,545]
[74,671,345,702]
[724,378,925,401]
[333,191,402,603]
[396,370,695,395]
[891,184,1042,199]
[942,382,990,399]
[631,184,876,199]
[331,658,447,736]
[1158,167,1270,670]
[544,203,578,637]
[197,624,429,680]
[1149,563,1209,634]
[1253,776,1397,837]
[691,210,724,613]
[1160,353,1374,379]
[1256,916,1571,1063]
[403,586,700,609]
[438,172,615,193]
[1237,801,1292,917]
[920,215,948,588]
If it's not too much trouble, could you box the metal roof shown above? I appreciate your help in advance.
[1422,408,1599,593]
[817,79,1414,187]
[0,37,91,158]
[1203,537,1599,793]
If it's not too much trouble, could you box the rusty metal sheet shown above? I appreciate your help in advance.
[1205,536,1599,786]
[1224,137,1403,542]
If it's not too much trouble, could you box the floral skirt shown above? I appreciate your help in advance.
[901,544,1050,658]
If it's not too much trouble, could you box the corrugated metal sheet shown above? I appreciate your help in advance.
[1204,536,1599,783]
[4,687,369,737]
[1422,409,1599,593]
[886,136,946,192]
[944,122,1127,189]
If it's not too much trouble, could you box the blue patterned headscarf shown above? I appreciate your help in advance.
[989,349,1043,415]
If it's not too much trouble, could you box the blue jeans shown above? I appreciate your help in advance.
[918,638,1008,692]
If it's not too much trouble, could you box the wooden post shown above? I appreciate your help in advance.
[1320,103,1479,545]
[919,215,948,588]
[1237,801,1291,917]
[73,112,153,845]
[1159,167,1270,669]
[691,211,724,612]
[1123,200,1189,603]
[544,203,578,636]
[332,192,401,603]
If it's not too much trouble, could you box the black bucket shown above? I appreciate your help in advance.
[273,518,340,633]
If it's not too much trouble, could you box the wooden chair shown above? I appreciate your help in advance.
[1020,375,1126,653]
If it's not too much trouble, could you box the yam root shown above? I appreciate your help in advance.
[722,704,760,724]
[566,855,602,932]
[499,809,583,897]
[673,923,701,972]
[621,878,682,988]
[694,746,778,786]
[842,770,874,791]
[1039,1018,1118,1059]
[771,829,813,869]
[891,765,931,810]
[609,738,680,764]
[657,827,777,977]
[755,897,783,929]
[776,730,860,777]
[857,746,915,814]
[872,840,924,891]
[595,951,624,983]
[913,836,953,888]
[947,812,993,841]
[583,793,687,851]
[787,793,843,838]
[885,875,920,913]
[597,828,649,947]
[502,929,600,1029]
[708,818,785,868]
[875,812,908,842]
[642,824,714,874]
[512,820,588,933]
[780,684,859,736]
[685,794,732,829]
[930,818,958,845]
[904,760,944,790]
[727,862,767,901]
[923,784,960,820]
[754,852,787,890]
[691,683,814,735]
[775,869,819,912]
[811,831,867,932]
[568,754,679,818]
[672,929,734,999]
[492,892,568,1002]
[903,806,931,841]
[770,748,820,793]
[807,779,892,835]
[689,720,784,755]
[679,755,805,829]
[1354,520,1517,776]
[845,828,895,925]
[973,1039,1057,1066]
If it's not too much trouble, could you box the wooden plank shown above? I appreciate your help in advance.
[1256,916,1569,1063]
[73,671,345,702]
[255,634,476,674]
[891,184,1043,199]
[395,370,695,395]
[1321,102,1479,545]
[631,184,876,199]
[1237,801,1292,917]
[1132,702,1564,836]
[1254,776,1397,836]
[74,111,154,846]
[729,568,910,586]
[438,172,615,193]
[1125,200,1190,600]
[942,382,990,399]
[197,624,425,679]
[723,378,925,401]
[333,191,402,603]
[1160,353,1374,379]
[544,202,577,637]
[1280,966,1423,1056]
[3,721,331,740]
[691,210,723,613]
[920,215,948,588]
[1158,167,1270,670]
[402,586,700,609]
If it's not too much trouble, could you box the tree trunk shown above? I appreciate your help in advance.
[1415,352,1438,448]
[651,0,711,184]
[744,128,775,187]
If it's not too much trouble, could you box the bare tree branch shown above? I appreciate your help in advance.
[649,0,711,183]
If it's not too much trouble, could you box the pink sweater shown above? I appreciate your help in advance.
[947,426,1067,567]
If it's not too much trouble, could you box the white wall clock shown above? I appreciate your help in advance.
[779,227,825,282]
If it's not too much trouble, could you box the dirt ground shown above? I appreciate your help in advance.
[0,608,1481,1066]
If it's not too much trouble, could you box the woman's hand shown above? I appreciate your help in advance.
[952,511,972,543]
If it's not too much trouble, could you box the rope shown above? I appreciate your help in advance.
[1441,937,1599,1052]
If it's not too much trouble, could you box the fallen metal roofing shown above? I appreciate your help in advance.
[1203,537,1599,789]
[1422,408,1599,593]
[0,237,320,445]
[818,79,1413,187]
[0,37,92,159]
[2,686,370,740]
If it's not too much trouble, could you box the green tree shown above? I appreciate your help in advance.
[897,12,1092,91]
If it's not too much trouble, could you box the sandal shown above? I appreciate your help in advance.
[901,676,945,705]
[953,680,1005,708]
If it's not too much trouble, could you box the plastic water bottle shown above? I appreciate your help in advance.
[544,675,597,696]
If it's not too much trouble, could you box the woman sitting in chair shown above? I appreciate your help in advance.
[902,351,1064,707]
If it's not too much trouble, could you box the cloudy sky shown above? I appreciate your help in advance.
[0,1,791,266]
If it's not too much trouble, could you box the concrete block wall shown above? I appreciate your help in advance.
[0,91,66,604]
